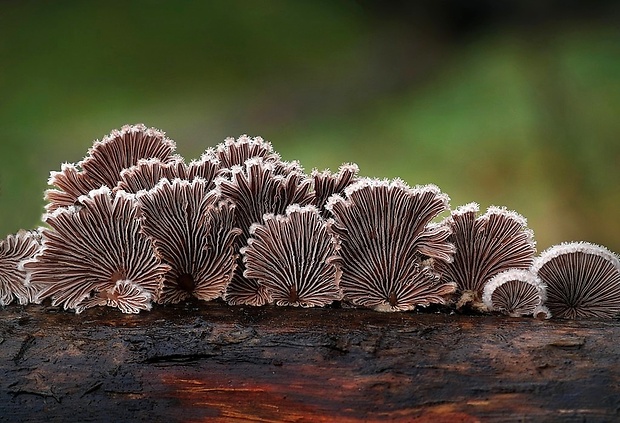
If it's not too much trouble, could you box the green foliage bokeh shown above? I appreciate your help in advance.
[1,1,619,252]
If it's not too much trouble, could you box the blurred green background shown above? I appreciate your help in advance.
[1,0,619,252]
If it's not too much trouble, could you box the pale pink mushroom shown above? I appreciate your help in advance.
[0,231,42,306]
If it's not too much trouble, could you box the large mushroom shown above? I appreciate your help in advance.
[23,187,169,313]
[531,241,620,319]
[326,178,456,312]
[241,204,342,307]
[45,124,178,212]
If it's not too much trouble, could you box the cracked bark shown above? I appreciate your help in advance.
[1,301,619,422]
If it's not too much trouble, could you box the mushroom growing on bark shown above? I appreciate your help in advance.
[45,124,178,212]
[531,242,620,319]
[0,231,42,306]
[241,204,342,307]
[326,178,456,312]
[311,163,359,217]
[217,157,313,306]
[137,178,241,304]
[482,269,549,318]
[435,203,537,311]
[23,187,169,313]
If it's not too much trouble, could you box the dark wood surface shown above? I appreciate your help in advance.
[1,301,619,422]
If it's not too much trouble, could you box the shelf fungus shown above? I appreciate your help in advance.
[0,231,42,306]
[217,157,313,306]
[325,178,456,312]
[23,187,170,313]
[311,163,359,217]
[435,203,537,312]
[482,269,550,318]
[241,204,342,307]
[45,124,178,212]
[531,242,620,319]
[116,154,220,194]
[136,178,241,304]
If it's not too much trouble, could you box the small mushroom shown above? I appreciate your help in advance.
[116,155,221,194]
[311,163,359,217]
[45,124,178,212]
[241,204,342,307]
[0,230,42,306]
[325,178,456,312]
[136,178,241,304]
[531,242,620,319]
[210,134,281,170]
[482,269,548,318]
[217,157,313,306]
[24,187,169,313]
[78,279,153,314]
[435,203,537,311]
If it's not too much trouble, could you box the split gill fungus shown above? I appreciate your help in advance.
[1,123,618,320]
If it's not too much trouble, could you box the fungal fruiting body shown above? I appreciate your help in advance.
[0,231,42,306]
[482,269,549,318]
[217,158,313,306]
[326,178,456,312]
[23,187,169,313]
[45,124,178,212]
[241,204,342,307]
[137,178,241,304]
[532,242,620,319]
[116,155,221,194]
[435,203,537,311]
[311,163,359,217]
[210,134,281,170]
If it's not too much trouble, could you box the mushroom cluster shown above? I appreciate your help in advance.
[1,123,619,319]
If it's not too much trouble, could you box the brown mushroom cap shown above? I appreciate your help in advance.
[0,230,42,306]
[24,187,169,313]
[241,204,342,307]
[136,178,241,304]
[325,178,456,312]
[531,242,620,319]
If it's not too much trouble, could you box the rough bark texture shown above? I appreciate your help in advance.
[1,301,619,422]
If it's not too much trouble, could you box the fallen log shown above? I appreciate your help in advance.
[1,301,619,422]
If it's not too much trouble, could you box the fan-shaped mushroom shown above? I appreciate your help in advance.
[242,204,342,307]
[0,231,42,306]
[217,158,313,305]
[136,178,241,304]
[45,124,178,212]
[532,242,620,319]
[24,187,169,313]
[482,269,548,318]
[326,178,456,312]
[435,203,537,311]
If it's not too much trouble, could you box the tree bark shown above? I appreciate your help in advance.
[1,301,619,422]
